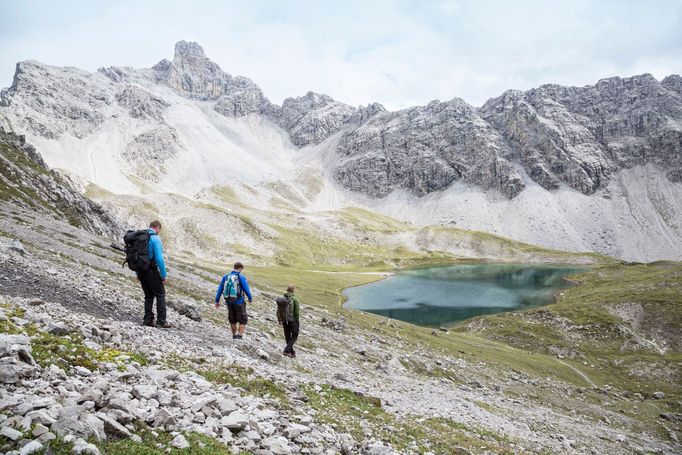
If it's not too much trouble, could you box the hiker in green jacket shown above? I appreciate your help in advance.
[277,285,300,358]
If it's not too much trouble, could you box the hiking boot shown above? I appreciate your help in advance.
[236,335,243,339]
[156,322,172,329]
[291,352,297,358]
[142,321,155,327]
[232,335,238,340]
[283,351,292,357]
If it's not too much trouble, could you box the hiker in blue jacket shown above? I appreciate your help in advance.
[139,220,170,328]
[215,262,253,339]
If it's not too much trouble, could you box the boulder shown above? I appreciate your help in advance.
[80,413,106,441]
[47,321,70,336]
[171,434,190,449]
[25,410,56,426]
[222,410,249,430]
[166,299,203,322]
[152,408,177,428]
[216,398,237,415]
[98,413,131,437]
[50,405,86,437]
[32,423,50,437]
[257,348,270,360]
[0,425,22,440]
[74,366,92,377]
[261,436,292,454]
[19,440,43,454]
[72,438,101,455]
[285,423,311,439]
[78,389,103,405]
[132,384,158,400]
[1,239,27,256]
[0,362,39,384]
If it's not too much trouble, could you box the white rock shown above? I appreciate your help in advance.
[72,438,101,454]
[221,410,249,430]
[257,348,269,360]
[19,440,43,454]
[216,398,237,415]
[261,436,292,454]
[171,434,190,449]
[0,425,22,440]
[132,384,157,400]
[74,366,92,377]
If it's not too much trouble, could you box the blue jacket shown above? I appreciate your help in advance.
[215,271,252,305]
[148,229,167,279]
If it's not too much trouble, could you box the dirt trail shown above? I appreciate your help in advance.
[555,358,597,387]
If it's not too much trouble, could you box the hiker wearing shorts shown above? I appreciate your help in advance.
[215,262,252,339]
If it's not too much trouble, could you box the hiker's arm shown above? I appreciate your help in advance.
[152,237,167,279]
[241,276,253,302]
[214,276,226,304]
[293,296,300,321]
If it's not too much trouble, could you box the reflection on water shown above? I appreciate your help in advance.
[343,263,584,327]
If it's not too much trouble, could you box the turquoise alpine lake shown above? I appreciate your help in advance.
[343,263,584,327]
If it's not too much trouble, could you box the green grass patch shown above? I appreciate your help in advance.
[0,302,147,372]
[199,365,287,402]
[302,384,518,453]
[99,430,240,455]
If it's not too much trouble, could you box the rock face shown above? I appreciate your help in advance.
[1,40,682,261]
[480,74,682,195]
[275,92,356,146]
[0,61,108,139]
[115,85,169,121]
[334,98,524,198]
[154,40,274,118]
[336,74,682,199]
[121,126,183,182]
[0,128,121,237]
[2,40,679,201]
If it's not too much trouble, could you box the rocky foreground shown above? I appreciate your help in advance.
[0,203,680,455]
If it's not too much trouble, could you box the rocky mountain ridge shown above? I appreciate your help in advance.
[4,40,680,201]
[1,41,682,261]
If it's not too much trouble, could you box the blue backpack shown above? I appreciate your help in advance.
[223,273,242,303]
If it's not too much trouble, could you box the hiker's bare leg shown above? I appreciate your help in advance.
[238,324,246,336]
[230,323,238,336]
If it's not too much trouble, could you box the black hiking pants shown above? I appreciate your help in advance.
[282,321,299,354]
[139,266,166,325]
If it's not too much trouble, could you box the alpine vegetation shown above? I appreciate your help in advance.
[0,38,681,455]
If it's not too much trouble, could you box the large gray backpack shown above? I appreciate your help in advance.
[276,295,295,322]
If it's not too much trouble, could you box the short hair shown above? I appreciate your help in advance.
[287,285,295,293]
[234,262,244,270]
[149,220,162,229]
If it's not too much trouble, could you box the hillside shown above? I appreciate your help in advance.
[1,201,681,454]
[0,133,679,454]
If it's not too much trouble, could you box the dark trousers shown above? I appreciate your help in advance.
[282,321,299,353]
[139,267,166,324]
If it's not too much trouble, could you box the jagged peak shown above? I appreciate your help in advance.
[359,102,386,114]
[282,91,338,110]
[174,40,206,61]
[152,59,172,72]
[662,74,682,95]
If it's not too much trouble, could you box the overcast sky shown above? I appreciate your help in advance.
[2,0,681,109]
